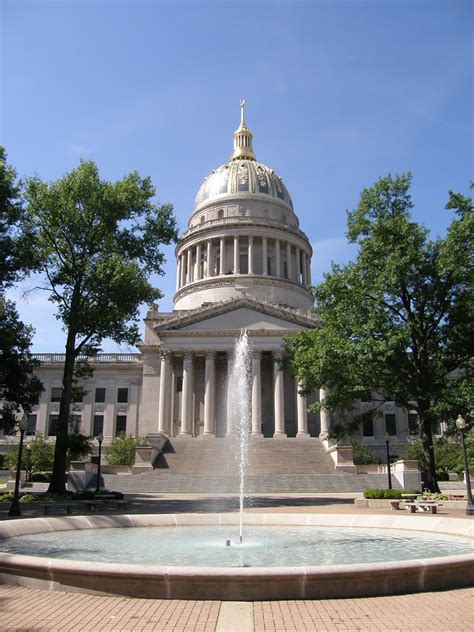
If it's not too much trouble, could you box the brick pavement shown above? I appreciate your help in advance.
[0,585,473,631]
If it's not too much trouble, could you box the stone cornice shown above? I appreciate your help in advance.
[153,296,318,333]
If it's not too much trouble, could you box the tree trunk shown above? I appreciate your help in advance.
[418,400,440,493]
[47,329,77,494]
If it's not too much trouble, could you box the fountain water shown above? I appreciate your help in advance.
[226,330,252,544]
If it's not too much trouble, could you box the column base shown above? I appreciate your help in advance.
[273,432,287,439]
[201,432,216,438]
[251,431,263,436]
[179,431,193,436]
[296,432,310,438]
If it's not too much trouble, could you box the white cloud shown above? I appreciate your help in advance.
[311,236,358,284]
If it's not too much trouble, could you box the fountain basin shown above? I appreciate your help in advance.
[0,513,472,600]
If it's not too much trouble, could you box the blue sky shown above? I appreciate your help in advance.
[2,0,472,352]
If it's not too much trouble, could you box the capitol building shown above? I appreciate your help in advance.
[8,105,418,472]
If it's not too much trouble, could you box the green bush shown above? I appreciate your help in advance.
[19,493,38,503]
[5,434,55,474]
[402,436,474,481]
[363,489,420,499]
[104,434,146,466]
[30,472,51,482]
[0,493,13,503]
[67,433,92,463]
[351,441,379,465]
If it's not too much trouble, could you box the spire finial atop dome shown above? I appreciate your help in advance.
[231,98,256,161]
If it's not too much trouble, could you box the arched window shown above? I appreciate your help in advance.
[217,209,224,219]
[200,215,205,223]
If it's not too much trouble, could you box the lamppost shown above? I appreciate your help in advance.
[455,415,474,516]
[25,444,32,483]
[384,432,392,490]
[9,415,28,517]
[95,433,104,494]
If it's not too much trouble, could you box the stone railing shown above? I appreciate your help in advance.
[181,216,310,242]
[33,353,141,363]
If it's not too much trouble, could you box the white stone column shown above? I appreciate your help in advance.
[176,258,181,290]
[203,349,216,436]
[273,351,286,437]
[302,252,308,286]
[262,237,268,275]
[181,350,194,435]
[195,243,202,280]
[206,240,212,277]
[186,248,192,283]
[226,350,235,435]
[307,255,312,286]
[170,358,176,435]
[233,235,239,274]
[180,253,186,287]
[248,236,254,274]
[275,239,281,277]
[319,387,330,440]
[296,380,309,437]
[219,237,225,275]
[158,351,171,434]
[251,350,262,435]
[295,247,301,284]
[286,241,292,281]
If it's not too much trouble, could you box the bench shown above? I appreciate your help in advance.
[40,503,74,515]
[404,501,442,514]
[389,500,401,510]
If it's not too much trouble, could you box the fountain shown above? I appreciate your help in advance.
[226,330,252,545]
[0,333,472,599]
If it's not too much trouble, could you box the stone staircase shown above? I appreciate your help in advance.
[103,436,401,493]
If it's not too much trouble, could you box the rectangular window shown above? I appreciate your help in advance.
[51,387,62,402]
[239,254,248,275]
[92,415,104,437]
[385,413,397,436]
[117,387,128,403]
[408,413,418,433]
[48,415,58,436]
[362,417,374,437]
[116,415,127,436]
[27,414,37,436]
[176,376,183,392]
[69,415,81,434]
[95,387,106,403]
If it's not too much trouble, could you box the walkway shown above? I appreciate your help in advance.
[1,585,473,631]
[0,492,472,631]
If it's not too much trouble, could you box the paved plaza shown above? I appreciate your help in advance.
[0,491,472,631]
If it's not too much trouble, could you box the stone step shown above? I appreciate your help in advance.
[158,436,336,476]
[103,473,400,494]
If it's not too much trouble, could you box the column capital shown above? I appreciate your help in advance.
[205,348,217,361]
[251,349,262,361]
[273,350,284,363]
[183,349,194,362]
[160,349,172,362]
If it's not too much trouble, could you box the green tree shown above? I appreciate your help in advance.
[24,160,178,493]
[5,433,55,473]
[0,148,43,428]
[105,434,146,466]
[285,175,473,492]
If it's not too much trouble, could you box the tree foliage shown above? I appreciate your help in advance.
[5,433,55,473]
[0,148,43,429]
[24,160,178,493]
[285,174,473,492]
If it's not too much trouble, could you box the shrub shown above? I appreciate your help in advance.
[67,433,92,463]
[0,493,14,503]
[104,434,146,466]
[5,434,55,474]
[363,489,420,499]
[351,441,379,465]
[402,436,473,481]
[30,472,51,482]
[19,493,38,503]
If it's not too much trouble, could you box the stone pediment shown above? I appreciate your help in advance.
[153,298,317,333]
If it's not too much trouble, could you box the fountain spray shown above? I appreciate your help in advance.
[227,330,252,545]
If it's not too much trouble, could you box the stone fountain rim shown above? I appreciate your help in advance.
[0,513,472,600]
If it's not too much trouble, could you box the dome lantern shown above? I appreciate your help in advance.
[231,98,256,161]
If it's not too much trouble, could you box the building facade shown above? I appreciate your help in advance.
[2,105,420,464]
